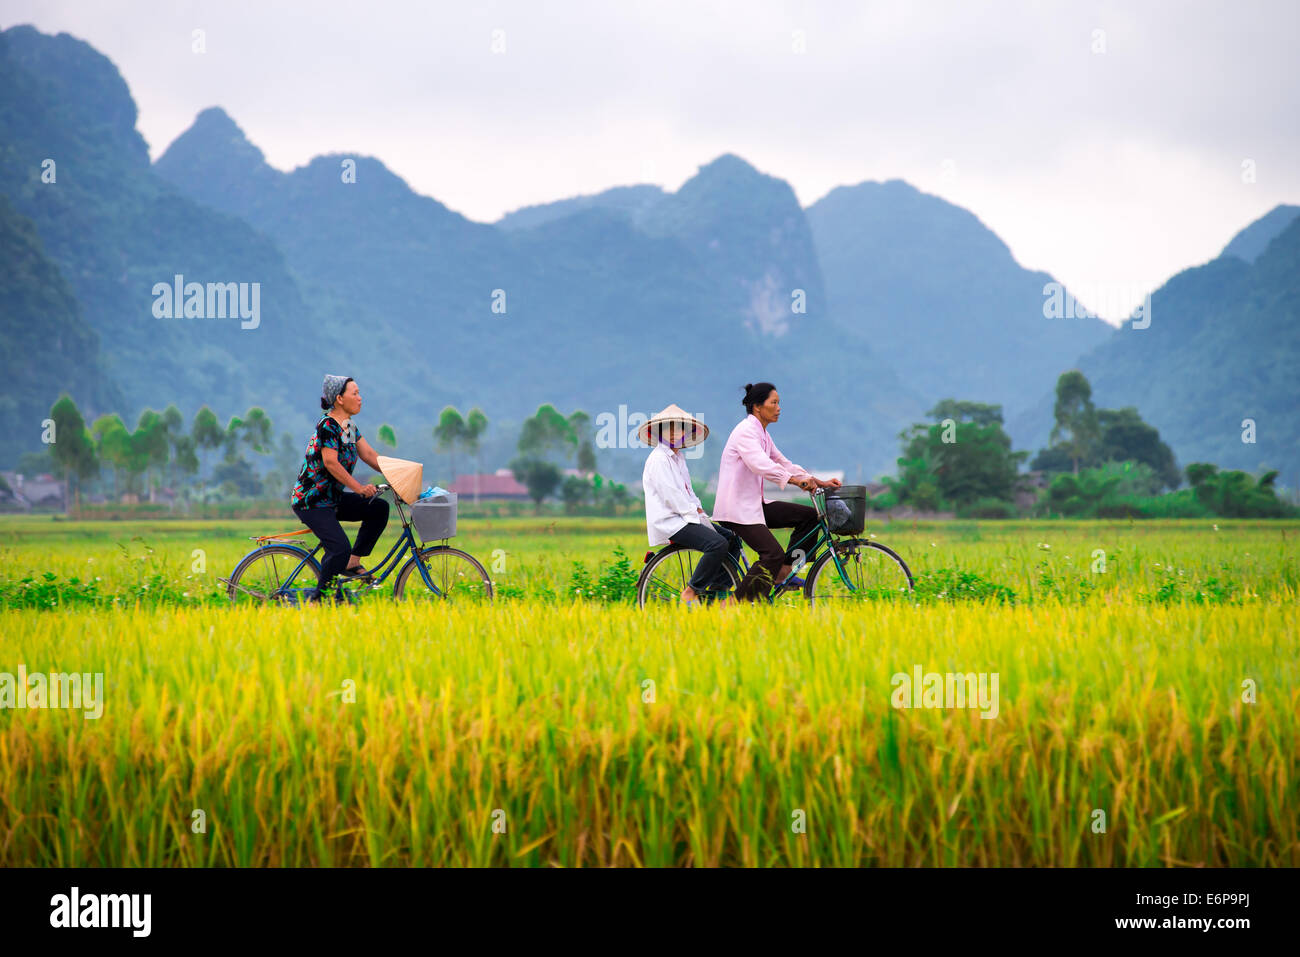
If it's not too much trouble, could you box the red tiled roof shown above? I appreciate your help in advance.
[449,473,530,497]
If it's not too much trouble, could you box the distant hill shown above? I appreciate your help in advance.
[806,179,1115,423]
[1219,203,1300,263]
[0,195,121,448]
[495,184,667,232]
[0,26,320,458]
[156,114,924,481]
[1008,205,1300,487]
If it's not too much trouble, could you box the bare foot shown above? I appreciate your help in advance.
[681,585,698,604]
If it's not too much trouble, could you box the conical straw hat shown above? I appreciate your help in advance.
[637,404,709,449]
[377,455,424,504]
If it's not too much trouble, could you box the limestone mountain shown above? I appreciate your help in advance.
[0,195,121,454]
[0,25,319,455]
[1008,205,1300,487]
[806,179,1114,425]
[155,117,922,480]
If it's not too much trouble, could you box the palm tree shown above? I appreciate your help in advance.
[434,407,467,488]
[463,408,488,503]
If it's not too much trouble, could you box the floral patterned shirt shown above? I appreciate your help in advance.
[290,414,361,509]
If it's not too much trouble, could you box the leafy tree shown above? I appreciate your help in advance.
[192,406,224,481]
[610,480,630,514]
[376,424,397,450]
[92,414,134,499]
[160,404,195,492]
[926,399,1005,429]
[518,404,577,462]
[434,406,466,486]
[1095,407,1179,488]
[132,409,171,502]
[1048,371,1100,475]
[886,400,1027,509]
[1045,468,1124,516]
[463,408,488,503]
[560,474,591,513]
[172,434,199,484]
[567,410,597,473]
[234,407,273,455]
[1033,397,1180,491]
[510,456,562,513]
[212,456,264,498]
[47,394,98,514]
[1184,463,1293,517]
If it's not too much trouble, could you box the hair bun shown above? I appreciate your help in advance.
[743,382,754,392]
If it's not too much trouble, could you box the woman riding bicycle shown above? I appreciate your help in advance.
[713,382,841,602]
[289,375,390,602]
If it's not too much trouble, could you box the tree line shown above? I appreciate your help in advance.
[26,394,632,514]
[881,371,1294,518]
[25,382,1293,519]
[506,404,629,513]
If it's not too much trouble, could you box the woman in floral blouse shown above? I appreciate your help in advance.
[290,375,389,601]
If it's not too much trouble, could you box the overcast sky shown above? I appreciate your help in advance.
[4,0,1297,321]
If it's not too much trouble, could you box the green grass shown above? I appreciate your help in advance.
[1,515,1296,608]
[1,517,1297,866]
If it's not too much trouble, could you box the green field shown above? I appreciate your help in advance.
[1,515,1297,866]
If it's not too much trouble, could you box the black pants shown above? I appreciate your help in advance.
[720,500,821,602]
[293,491,390,592]
[668,520,743,593]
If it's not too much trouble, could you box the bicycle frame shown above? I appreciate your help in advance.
[715,488,858,601]
[256,488,446,597]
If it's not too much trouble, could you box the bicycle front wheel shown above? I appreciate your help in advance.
[393,545,494,603]
[805,538,914,607]
[636,544,742,608]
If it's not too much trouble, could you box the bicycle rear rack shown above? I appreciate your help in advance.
[252,528,314,543]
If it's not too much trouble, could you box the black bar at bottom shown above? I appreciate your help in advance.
[0,865,1277,944]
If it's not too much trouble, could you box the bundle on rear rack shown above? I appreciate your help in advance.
[411,491,458,541]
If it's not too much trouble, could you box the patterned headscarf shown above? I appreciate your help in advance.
[321,374,351,410]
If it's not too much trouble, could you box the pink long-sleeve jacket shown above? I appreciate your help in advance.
[711,414,806,525]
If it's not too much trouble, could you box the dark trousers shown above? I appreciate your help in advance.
[293,491,390,592]
[720,500,821,602]
[668,520,743,593]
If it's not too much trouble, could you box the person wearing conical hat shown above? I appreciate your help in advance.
[640,404,742,607]
[713,382,841,602]
[289,375,390,602]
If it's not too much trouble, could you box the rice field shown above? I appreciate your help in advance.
[1,515,1297,866]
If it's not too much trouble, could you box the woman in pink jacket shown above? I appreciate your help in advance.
[713,382,841,602]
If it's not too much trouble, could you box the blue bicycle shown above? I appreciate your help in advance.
[221,484,493,605]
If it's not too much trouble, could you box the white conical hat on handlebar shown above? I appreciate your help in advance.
[637,404,709,449]
[377,455,424,504]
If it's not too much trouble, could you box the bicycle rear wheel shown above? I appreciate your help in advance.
[636,544,742,608]
[804,538,914,607]
[226,545,321,605]
[393,545,494,603]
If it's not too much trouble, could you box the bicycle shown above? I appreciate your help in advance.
[220,484,493,605]
[635,487,913,608]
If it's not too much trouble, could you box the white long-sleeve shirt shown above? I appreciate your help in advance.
[642,441,708,546]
